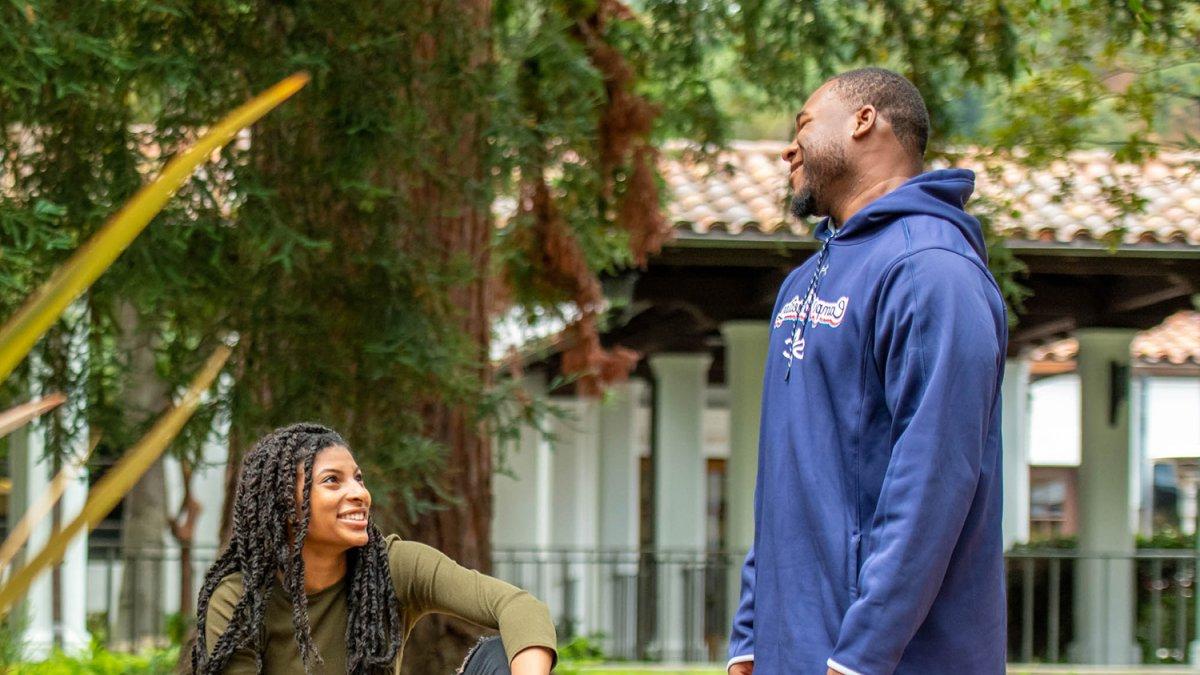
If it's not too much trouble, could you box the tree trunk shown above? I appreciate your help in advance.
[398,1,496,671]
[114,301,171,649]
[401,408,495,674]
[210,0,498,669]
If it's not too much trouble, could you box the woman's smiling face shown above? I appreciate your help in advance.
[299,445,371,551]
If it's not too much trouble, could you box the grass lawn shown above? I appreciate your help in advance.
[562,668,722,675]
[560,666,1199,675]
[571,671,721,674]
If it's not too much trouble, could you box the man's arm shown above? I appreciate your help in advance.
[827,249,1004,674]
[727,545,756,672]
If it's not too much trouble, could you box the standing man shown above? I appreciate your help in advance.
[728,68,1007,674]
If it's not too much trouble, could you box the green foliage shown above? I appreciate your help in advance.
[975,2,1198,251]
[1138,529,1197,550]
[0,0,242,464]
[555,665,725,675]
[558,633,608,661]
[0,1,512,519]
[83,613,108,648]
[0,610,30,671]
[972,182,1033,327]
[0,0,1195,537]
[11,641,178,674]
[1013,534,1077,550]
[163,612,189,648]
[1015,531,1200,550]
[985,0,1196,159]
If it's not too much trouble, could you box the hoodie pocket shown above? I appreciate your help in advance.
[848,531,862,599]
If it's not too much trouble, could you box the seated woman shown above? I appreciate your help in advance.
[191,423,556,674]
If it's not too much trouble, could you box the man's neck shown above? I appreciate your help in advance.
[829,151,923,227]
[831,173,916,227]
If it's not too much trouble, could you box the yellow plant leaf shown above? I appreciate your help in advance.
[0,343,231,615]
[0,393,65,439]
[0,73,308,383]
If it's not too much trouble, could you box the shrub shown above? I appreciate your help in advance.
[11,640,178,674]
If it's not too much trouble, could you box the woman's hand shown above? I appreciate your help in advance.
[510,646,554,675]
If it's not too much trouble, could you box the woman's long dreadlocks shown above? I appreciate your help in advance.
[190,423,403,674]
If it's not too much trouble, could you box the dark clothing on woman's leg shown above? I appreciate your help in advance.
[457,636,511,675]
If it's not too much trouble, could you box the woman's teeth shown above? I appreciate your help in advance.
[339,512,366,521]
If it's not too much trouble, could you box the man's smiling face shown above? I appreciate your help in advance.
[782,81,851,220]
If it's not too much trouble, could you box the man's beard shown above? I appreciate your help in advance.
[789,141,848,220]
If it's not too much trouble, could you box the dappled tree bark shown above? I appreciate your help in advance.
[210,1,502,669]
[402,406,496,674]
[395,1,499,671]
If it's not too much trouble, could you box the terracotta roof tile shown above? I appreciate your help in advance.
[1031,311,1200,365]
[662,141,1200,247]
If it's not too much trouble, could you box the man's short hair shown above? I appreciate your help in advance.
[831,67,930,159]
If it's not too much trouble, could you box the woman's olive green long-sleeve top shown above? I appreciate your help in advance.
[204,535,556,673]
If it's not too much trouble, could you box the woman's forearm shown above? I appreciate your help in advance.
[510,646,554,675]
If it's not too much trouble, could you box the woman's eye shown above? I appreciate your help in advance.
[322,476,338,484]
[355,474,365,483]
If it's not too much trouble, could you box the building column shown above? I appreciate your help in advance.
[598,380,644,551]
[163,456,183,619]
[1192,480,1200,665]
[493,372,552,551]
[58,432,91,653]
[548,396,600,638]
[720,321,769,623]
[56,317,91,654]
[597,380,645,656]
[1183,478,1200,536]
[1133,374,1154,537]
[7,423,54,659]
[549,396,600,548]
[650,353,711,550]
[1002,355,1032,549]
[721,322,768,554]
[1072,329,1138,665]
[650,352,711,660]
[59,459,90,653]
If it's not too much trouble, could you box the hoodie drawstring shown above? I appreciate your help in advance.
[785,234,833,382]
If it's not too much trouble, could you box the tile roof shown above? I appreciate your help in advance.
[1031,311,1200,365]
[662,141,1200,247]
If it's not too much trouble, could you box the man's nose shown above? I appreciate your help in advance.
[782,141,798,164]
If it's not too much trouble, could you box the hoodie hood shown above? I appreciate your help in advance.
[813,168,985,262]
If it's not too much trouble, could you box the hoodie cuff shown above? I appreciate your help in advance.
[827,657,865,675]
[727,654,754,671]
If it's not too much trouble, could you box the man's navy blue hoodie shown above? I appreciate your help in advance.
[728,169,1008,674]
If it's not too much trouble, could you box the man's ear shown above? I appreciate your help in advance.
[850,105,877,140]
